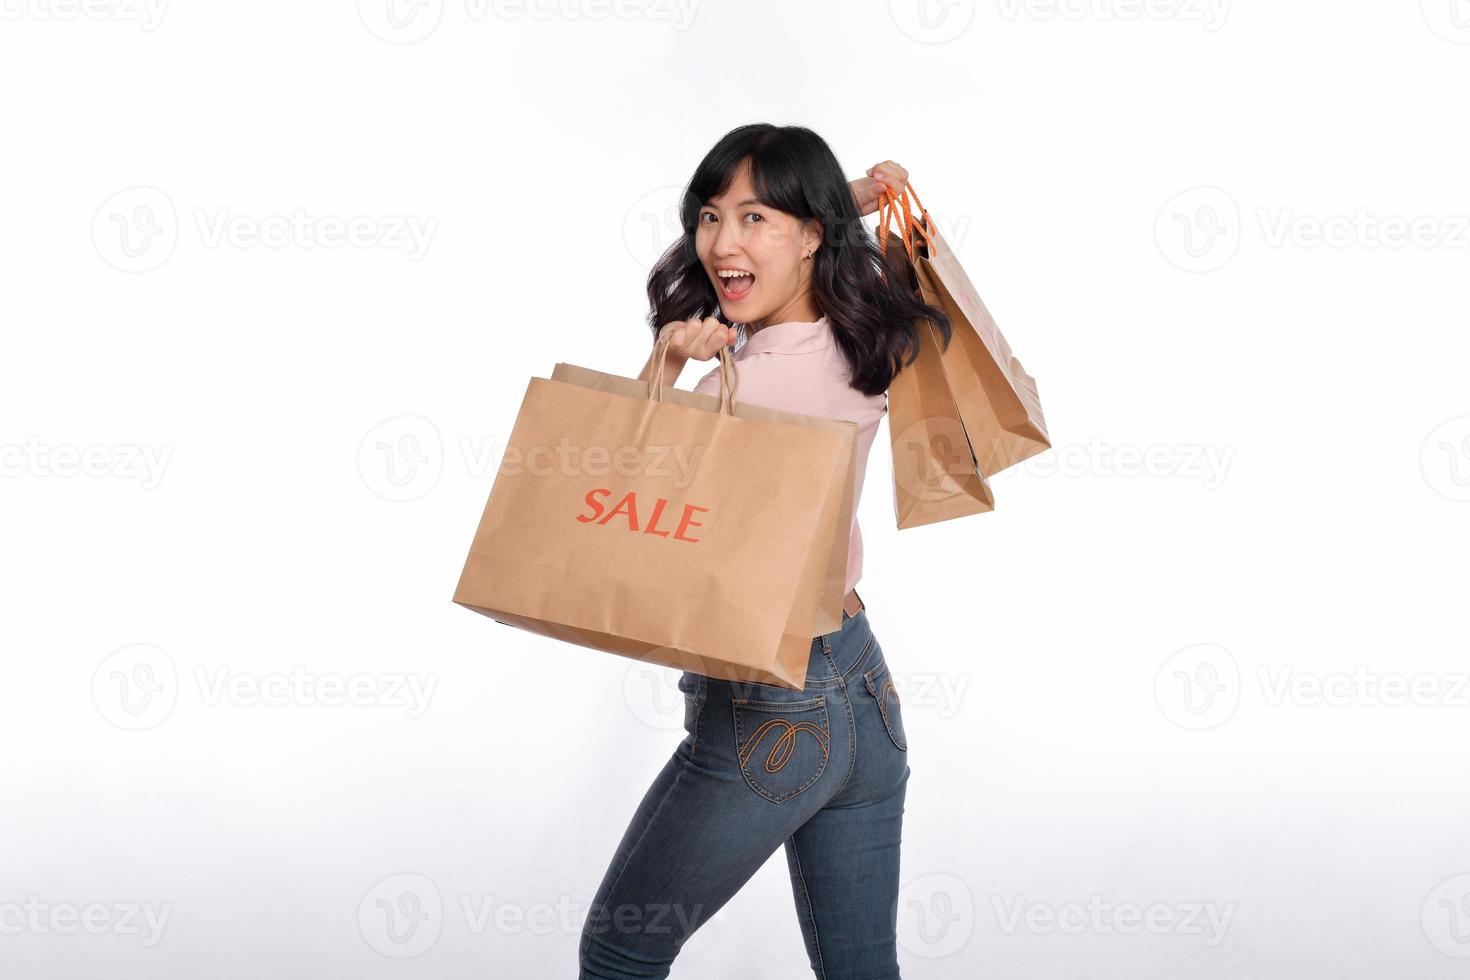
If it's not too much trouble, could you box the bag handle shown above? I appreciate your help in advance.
[875,182,937,262]
[648,328,738,416]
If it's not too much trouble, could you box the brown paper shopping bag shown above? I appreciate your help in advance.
[879,185,1049,527]
[884,239,997,529]
[453,334,856,689]
[549,352,858,637]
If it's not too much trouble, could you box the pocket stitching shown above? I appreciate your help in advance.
[731,695,831,803]
[863,662,907,752]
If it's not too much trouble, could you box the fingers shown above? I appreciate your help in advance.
[661,318,736,361]
[866,160,909,196]
[697,316,729,358]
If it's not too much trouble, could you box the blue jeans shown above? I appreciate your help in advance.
[579,603,910,979]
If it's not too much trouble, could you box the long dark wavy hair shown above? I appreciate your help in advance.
[645,123,952,397]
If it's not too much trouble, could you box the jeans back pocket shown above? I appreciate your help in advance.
[730,694,831,803]
[863,660,907,752]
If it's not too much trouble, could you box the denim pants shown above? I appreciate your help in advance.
[579,603,910,979]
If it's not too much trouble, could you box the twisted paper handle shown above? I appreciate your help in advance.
[648,328,737,416]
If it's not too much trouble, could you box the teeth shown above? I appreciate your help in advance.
[718,270,753,278]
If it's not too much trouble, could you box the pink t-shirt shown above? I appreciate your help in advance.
[690,315,886,596]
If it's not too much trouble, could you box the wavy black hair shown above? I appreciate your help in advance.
[645,123,952,397]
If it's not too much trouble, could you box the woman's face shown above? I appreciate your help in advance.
[694,160,821,327]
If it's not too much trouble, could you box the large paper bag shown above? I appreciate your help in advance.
[453,337,856,689]
[549,357,858,637]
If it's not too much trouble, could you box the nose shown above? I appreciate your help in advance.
[710,215,742,257]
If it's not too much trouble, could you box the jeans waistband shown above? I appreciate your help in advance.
[803,606,877,689]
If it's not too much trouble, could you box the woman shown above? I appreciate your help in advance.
[579,123,953,980]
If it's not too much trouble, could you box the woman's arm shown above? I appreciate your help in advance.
[850,160,910,217]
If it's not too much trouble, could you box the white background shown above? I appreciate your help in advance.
[3,0,1469,977]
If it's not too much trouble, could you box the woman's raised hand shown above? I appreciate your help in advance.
[658,317,739,362]
[850,160,910,217]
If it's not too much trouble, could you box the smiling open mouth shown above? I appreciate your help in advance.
[717,270,755,300]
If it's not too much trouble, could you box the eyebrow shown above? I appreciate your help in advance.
[703,198,766,209]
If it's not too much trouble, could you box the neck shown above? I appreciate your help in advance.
[750,292,821,333]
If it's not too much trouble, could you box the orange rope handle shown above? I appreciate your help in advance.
[880,183,936,257]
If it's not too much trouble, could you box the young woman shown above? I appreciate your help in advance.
[578,123,952,980]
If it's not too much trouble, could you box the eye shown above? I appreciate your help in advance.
[698,211,717,224]
[744,213,765,223]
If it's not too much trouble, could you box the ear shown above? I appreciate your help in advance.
[800,218,824,255]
